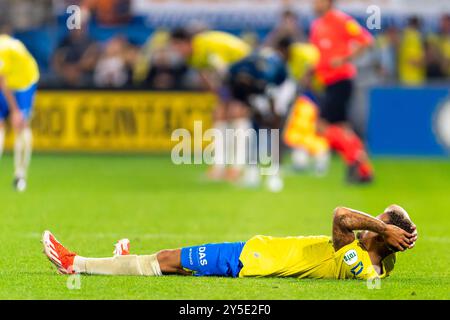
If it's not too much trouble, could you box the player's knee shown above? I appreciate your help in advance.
[156,249,178,265]
[13,121,28,133]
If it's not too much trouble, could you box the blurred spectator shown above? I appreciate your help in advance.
[52,26,100,87]
[355,44,383,87]
[132,30,172,85]
[0,0,52,31]
[143,49,189,90]
[94,36,137,88]
[12,3,447,89]
[264,9,304,47]
[424,36,445,80]
[82,0,131,26]
[131,29,190,90]
[185,20,210,36]
[378,26,400,81]
[398,16,426,85]
[437,14,450,77]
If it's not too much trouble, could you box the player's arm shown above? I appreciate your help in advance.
[331,19,374,68]
[0,75,23,128]
[198,70,221,93]
[332,206,414,251]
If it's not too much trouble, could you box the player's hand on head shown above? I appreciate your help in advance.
[382,224,414,252]
[408,224,418,249]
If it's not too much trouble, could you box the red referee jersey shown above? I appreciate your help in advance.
[310,9,373,85]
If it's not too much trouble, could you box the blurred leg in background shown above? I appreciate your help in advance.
[11,84,36,192]
[227,101,252,182]
[208,100,228,181]
[319,79,374,184]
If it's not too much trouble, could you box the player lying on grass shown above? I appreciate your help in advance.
[43,205,417,280]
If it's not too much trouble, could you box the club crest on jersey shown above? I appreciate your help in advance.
[343,249,358,265]
[351,261,364,276]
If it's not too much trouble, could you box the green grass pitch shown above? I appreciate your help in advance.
[0,154,449,299]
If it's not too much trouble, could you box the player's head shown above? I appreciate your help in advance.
[274,36,293,61]
[313,0,334,16]
[382,205,415,233]
[280,9,298,27]
[170,28,194,58]
[360,205,416,253]
[441,14,450,34]
[0,23,12,35]
[407,16,422,30]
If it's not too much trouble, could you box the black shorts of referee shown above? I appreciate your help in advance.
[321,79,353,124]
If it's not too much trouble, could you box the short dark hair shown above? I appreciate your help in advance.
[408,16,422,29]
[386,209,414,234]
[171,28,192,41]
[0,23,12,35]
[275,36,293,51]
[282,9,297,19]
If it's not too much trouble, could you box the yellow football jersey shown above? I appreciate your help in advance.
[288,42,320,81]
[0,34,39,90]
[189,31,251,73]
[239,235,395,280]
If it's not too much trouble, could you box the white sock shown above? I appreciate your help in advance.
[73,254,162,276]
[14,127,32,179]
[0,126,5,161]
[266,172,284,193]
[292,148,310,171]
[242,165,261,187]
[314,151,330,176]
[231,118,252,169]
[213,121,227,172]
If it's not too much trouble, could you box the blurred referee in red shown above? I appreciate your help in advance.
[310,0,374,183]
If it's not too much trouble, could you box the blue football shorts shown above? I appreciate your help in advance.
[180,241,245,277]
[0,82,37,120]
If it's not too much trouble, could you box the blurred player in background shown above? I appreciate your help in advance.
[310,0,375,184]
[264,9,305,47]
[226,38,291,191]
[283,41,331,176]
[263,9,332,178]
[0,30,39,192]
[170,29,252,181]
[43,204,417,280]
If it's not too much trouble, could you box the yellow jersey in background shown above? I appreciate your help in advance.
[0,34,39,91]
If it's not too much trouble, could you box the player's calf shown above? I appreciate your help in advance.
[42,231,186,276]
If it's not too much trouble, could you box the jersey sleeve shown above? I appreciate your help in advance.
[208,53,228,74]
[334,240,379,280]
[344,17,374,46]
[189,36,208,69]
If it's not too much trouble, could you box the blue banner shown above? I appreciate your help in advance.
[368,86,450,157]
